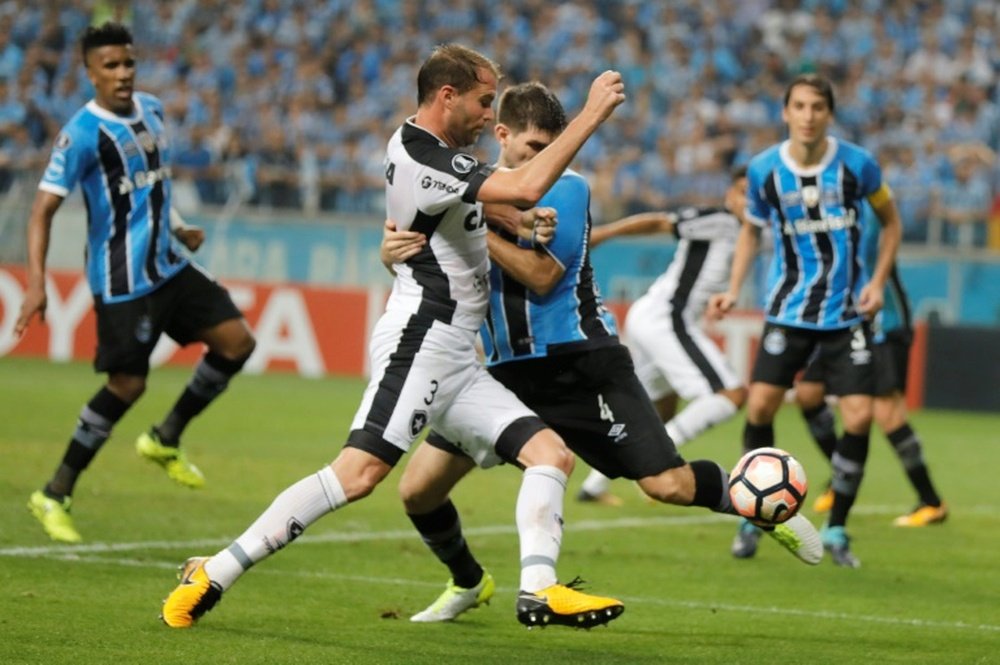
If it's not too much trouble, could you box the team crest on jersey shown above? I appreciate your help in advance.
[136,130,157,153]
[54,132,72,150]
[410,410,428,437]
[763,327,786,355]
[801,185,820,209]
[122,140,140,157]
[135,314,153,344]
[451,153,477,174]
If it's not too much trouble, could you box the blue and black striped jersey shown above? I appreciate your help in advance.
[39,93,187,303]
[481,169,617,365]
[746,137,888,330]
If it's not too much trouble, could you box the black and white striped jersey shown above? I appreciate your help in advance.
[383,118,496,331]
[648,206,741,320]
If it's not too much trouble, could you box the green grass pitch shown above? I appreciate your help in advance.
[1,356,998,664]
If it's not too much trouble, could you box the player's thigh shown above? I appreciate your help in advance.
[514,346,685,480]
[432,365,546,469]
[349,315,479,464]
[624,297,674,400]
[873,331,910,397]
[750,323,818,387]
[159,265,244,346]
[657,317,742,400]
[93,295,160,375]
[819,324,875,397]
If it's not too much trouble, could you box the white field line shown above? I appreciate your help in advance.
[0,513,732,557]
[4,503,998,559]
[25,551,1000,635]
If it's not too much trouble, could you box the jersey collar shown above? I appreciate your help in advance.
[778,136,838,177]
[86,96,142,123]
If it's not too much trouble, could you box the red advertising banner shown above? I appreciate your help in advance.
[0,266,371,377]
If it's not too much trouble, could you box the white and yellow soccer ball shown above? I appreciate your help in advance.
[729,447,808,526]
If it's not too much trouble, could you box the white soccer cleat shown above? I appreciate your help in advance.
[410,571,495,622]
[765,514,823,565]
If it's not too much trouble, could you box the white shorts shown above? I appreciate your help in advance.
[349,309,538,468]
[625,294,741,402]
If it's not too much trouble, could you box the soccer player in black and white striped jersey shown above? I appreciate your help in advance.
[162,44,629,630]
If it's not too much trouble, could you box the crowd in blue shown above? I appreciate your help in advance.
[0,0,997,247]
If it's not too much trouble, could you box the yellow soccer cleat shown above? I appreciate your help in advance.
[136,430,205,488]
[161,557,222,628]
[410,570,495,622]
[893,503,948,527]
[516,578,624,629]
[27,490,82,543]
[812,487,834,514]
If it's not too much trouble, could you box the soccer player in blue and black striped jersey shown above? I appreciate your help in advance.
[709,74,903,567]
[796,203,947,527]
[16,23,255,543]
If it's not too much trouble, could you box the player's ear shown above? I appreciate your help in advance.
[494,123,509,145]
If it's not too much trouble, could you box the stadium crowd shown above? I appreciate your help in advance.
[0,0,997,247]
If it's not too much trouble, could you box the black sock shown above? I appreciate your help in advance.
[801,403,837,461]
[688,460,734,514]
[743,422,774,452]
[156,352,248,446]
[829,432,870,528]
[46,387,130,498]
[408,501,483,589]
[887,423,942,507]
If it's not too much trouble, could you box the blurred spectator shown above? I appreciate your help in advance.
[0,0,994,247]
[934,149,995,248]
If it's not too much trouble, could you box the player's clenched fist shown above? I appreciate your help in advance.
[584,70,626,121]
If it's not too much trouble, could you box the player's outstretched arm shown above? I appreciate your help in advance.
[707,221,760,320]
[858,194,902,318]
[477,71,625,208]
[589,212,674,248]
[15,190,63,336]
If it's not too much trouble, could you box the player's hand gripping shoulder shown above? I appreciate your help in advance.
[584,71,627,121]
[519,206,557,247]
[380,219,427,274]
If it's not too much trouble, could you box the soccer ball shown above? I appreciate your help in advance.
[729,447,808,526]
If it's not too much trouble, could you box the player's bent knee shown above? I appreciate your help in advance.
[517,430,575,475]
[107,374,146,403]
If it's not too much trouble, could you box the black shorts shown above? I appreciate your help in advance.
[427,344,685,480]
[873,329,911,395]
[752,322,874,396]
[94,264,243,376]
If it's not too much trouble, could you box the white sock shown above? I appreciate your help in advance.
[665,393,738,446]
[205,466,347,590]
[517,465,567,593]
[580,468,611,496]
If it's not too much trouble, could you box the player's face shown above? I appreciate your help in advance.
[86,44,136,115]
[782,84,831,148]
[449,68,498,147]
[497,125,556,169]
